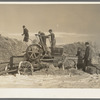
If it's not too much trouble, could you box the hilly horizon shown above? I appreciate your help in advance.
[2,32,100,49]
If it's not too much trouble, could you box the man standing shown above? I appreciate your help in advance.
[48,29,56,54]
[83,42,92,71]
[76,47,84,69]
[22,25,29,42]
[38,31,46,46]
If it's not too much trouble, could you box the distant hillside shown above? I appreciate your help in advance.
[63,42,99,57]
[0,36,27,62]
[63,42,85,56]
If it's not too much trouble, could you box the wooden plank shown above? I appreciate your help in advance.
[0,69,17,75]
[8,69,17,73]
[40,59,55,61]
[0,62,9,64]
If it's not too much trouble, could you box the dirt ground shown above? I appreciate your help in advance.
[0,68,100,88]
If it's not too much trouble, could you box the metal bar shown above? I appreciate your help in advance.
[11,56,24,58]
[40,59,55,61]
[0,62,9,64]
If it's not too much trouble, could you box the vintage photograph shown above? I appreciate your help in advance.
[0,3,100,88]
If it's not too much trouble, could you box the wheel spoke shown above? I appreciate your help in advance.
[30,52,37,59]
[26,44,42,60]
[33,53,36,58]
[28,50,33,53]
[30,53,34,58]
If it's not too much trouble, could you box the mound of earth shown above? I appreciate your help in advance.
[32,63,85,75]
[0,36,27,62]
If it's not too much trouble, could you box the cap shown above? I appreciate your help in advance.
[85,42,89,45]
[49,29,52,32]
[23,25,25,28]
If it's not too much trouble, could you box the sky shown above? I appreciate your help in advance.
[0,4,100,46]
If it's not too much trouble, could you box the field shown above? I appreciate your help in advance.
[0,69,99,88]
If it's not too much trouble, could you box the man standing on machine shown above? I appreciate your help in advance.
[48,29,56,54]
[22,25,29,42]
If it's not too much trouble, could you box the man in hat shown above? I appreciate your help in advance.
[48,29,56,54]
[38,31,46,46]
[83,42,92,71]
[76,47,84,70]
[22,25,29,42]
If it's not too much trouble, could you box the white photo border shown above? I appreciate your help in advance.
[0,1,100,98]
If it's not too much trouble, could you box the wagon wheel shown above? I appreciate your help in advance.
[18,61,34,75]
[26,44,43,61]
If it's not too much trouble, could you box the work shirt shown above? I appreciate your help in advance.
[23,28,29,37]
[50,33,55,41]
[23,28,29,42]
[84,46,92,60]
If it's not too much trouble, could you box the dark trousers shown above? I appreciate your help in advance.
[77,58,83,69]
[83,59,91,71]
[23,36,29,42]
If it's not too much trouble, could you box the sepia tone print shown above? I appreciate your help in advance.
[0,4,100,88]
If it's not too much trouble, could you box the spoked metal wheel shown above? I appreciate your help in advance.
[26,44,43,61]
[18,61,34,75]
